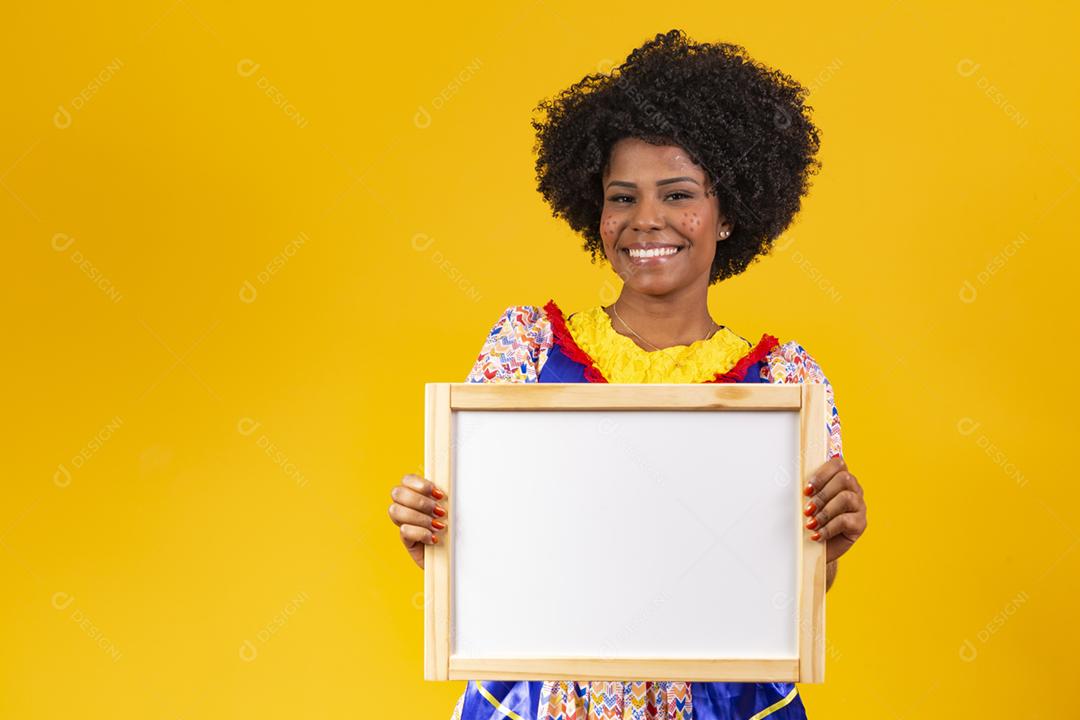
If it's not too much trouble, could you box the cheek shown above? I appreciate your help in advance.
[680,212,703,236]
[601,216,620,243]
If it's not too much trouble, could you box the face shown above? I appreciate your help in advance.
[599,137,732,296]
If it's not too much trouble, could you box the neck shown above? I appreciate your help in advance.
[607,286,717,350]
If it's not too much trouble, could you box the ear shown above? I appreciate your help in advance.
[708,188,733,241]
[717,219,733,240]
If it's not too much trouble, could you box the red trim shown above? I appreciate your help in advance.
[543,298,608,383]
[706,334,780,383]
[543,298,779,385]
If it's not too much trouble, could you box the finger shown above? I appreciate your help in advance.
[805,457,848,491]
[814,511,866,544]
[804,457,846,497]
[389,502,447,531]
[391,484,446,516]
[402,473,447,500]
[806,489,861,531]
[804,469,859,519]
[400,522,441,547]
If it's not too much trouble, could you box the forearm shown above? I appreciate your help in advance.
[825,559,838,592]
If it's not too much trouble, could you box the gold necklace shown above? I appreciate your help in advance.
[607,303,721,373]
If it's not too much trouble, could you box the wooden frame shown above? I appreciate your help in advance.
[424,383,827,683]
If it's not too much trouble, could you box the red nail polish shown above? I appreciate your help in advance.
[804,483,814,497]
[810,532,821,541]
[804,502,816,516]
[433,505,447,517]
[431,534,439,544]
[805,517,818,530]
[431,519,446,530]
[431,487,445,500]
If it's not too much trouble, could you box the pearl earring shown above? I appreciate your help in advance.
[719,230,730,239]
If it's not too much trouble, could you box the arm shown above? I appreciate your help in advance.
[388,305,550,569]
[767,341,865,590]
[465,305,551,383]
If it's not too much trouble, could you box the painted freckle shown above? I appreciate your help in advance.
[681,212,701,233]
[602,217,619,239]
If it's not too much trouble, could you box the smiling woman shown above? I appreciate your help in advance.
[388,28,868,720]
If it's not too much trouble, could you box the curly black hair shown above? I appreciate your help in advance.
[531,29,822,284]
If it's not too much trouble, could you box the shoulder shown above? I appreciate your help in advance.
[761,339,831,384]
[487,304,551,334]
[477,304,553,352]
[464,303,554,383]
[762,339,844,458]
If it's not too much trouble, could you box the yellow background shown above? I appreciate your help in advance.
[3,2,1076,717]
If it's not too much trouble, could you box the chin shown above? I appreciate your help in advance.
[620,275,684,297]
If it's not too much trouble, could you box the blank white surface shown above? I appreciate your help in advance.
[451,409,800,660]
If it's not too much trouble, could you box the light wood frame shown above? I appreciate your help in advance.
[424,382,827,683]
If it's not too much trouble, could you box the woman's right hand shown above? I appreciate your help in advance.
[388,473,448,569]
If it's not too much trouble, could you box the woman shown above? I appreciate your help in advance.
[389,29,868,720]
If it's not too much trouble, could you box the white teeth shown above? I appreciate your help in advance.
[628,247,679,258]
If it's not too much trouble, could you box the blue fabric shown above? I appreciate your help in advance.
[537,342,590,383]
[459,331,806,720]
[456,679,805,719]
[537,341,768,384]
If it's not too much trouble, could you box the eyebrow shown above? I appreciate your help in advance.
[606,176,701,189]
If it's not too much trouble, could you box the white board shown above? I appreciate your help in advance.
[450,408,801,661]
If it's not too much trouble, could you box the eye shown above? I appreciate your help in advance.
[666,191,692,201]
[608,194,634,203]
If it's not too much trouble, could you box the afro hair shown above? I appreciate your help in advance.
[531,28,822,284]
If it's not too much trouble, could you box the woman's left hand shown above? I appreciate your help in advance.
[804,457,867,563]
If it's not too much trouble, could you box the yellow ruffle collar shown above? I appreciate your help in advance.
[563,304,755,383]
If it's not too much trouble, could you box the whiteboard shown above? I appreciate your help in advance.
[452,409,800,659]
[423,383,827,683]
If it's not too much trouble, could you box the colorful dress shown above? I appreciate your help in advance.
[451,300,844,720]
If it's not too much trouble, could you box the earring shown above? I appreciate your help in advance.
[719,230,730,239]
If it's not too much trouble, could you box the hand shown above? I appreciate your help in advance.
[388,473,448,569]
[803,457,867,564]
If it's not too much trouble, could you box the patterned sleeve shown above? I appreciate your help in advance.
[762,341,844,460]
[464,305,552,383]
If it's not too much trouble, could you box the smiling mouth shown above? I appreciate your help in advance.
[622,246,685,260]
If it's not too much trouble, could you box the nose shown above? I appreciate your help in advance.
[630,194,665,232]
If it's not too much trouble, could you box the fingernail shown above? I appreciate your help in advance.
[431,534,439,544]
[810,532,821,542]
[431,487,445,500]
[803,502,816,516]
[804,483,814,496]
[805,517,819,530]
[433,504,447,518]
[432,519,446,530]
